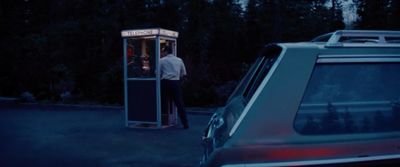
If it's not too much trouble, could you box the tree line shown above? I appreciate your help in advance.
[0,0,399,106]
[301,101,400,134]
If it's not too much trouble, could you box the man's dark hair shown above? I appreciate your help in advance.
[163,46,173,54]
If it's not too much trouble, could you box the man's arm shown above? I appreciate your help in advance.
[180,60,187,77]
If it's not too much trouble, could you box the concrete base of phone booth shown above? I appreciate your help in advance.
[127,124,173,129]
[127,116,177,129]
[126,104,177,129]
[127,110,177,129]
[127,122,176,129]
[162,113,177,126]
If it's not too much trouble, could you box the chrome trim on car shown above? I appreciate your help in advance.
[229,45,287,137]
[318,58,400,63]
[222,154,400,167]
[326,43,400,48]
[317,54,400,63]
[318,54,400,58]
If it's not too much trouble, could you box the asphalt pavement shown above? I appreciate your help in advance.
[0,104,215,167]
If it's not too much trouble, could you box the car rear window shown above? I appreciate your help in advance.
[295,62,400,135]
[213,45,281,144]
[242,46,281,102]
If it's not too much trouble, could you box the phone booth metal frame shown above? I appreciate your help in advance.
[121,28,178,128]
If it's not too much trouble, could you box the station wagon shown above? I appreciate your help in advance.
[201,30,400,167]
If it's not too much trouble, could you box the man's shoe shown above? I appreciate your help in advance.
[183,124,189,129]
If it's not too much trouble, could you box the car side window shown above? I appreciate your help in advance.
[243,46,280,102]
[295,62,400,135]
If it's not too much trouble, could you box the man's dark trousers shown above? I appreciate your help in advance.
[161,79,189,128]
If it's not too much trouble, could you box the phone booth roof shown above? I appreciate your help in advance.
[121,28,178,38]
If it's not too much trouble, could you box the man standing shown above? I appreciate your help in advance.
[160,46,189,129]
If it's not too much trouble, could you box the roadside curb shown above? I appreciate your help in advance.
[0,97,19,104]
[1,102,216,115]
[186,107,216,115]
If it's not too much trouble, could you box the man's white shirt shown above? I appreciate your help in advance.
[160,54,187,80]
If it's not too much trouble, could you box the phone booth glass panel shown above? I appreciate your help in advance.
[127,39,156,78]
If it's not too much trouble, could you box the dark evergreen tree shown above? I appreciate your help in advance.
[0,0,355,106]
[361,116,371,132]
[392,100,400,130]
[354,0,395,29]
[302,115,320,134]
[329,0,346,30]
[321,102,341,133]
[208,0,246,82]
[282,0,344,40]
[374,110,386,131]
[245,0,280,50]
[245,0,344,44]
[244,0,266,60]
[178,0,218,106]
[0,0,52,98]
[387,0,400,30]
[153,0,182,30]
[343,108,357,133]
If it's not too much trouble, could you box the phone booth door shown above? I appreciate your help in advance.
[125,38,159,126]
[160,37,178,126]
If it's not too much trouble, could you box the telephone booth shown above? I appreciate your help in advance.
[121,28,179,128]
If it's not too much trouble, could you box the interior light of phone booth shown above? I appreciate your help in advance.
[127,47,134,58]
